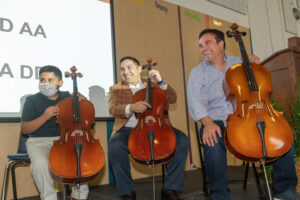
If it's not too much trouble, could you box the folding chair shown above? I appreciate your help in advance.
[1,133,30,200]
[1,133,72,200]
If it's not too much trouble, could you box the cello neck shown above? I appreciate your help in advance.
[143,57,157,109]
[65,66,83,122]
[237,34,259,92]
[72,77,81,122]
[146,76,153,108]
[228,24,258,92]
[236,34,250,69]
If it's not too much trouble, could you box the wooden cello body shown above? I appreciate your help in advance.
[225,24,294,163]
[49,66,104,185]
[128,58,176,165]
[225,63,293,162]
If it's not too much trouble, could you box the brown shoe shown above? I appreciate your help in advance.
[161,189,183,200]
[121,191,136,200]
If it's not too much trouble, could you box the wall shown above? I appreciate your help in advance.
[164,0,300,60]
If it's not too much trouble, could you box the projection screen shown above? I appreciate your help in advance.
[0,0,116,121]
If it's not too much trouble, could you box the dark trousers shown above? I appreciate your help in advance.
[200,120,298,200]
[108,127,189,196]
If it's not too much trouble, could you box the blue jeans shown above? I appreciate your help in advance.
[272,144,298,195]
[108,127,189,196]
[200,120,230,200]
[200,120,298,200]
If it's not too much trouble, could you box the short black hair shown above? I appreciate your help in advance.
[39,65,62,80]
[199,29,226,49]
[120,56,140,67]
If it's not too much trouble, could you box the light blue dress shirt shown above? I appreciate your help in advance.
[187,56,242,125]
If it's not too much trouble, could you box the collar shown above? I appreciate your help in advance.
[128,79,144,89]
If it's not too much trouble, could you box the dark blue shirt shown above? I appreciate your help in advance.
[21,91,72,137]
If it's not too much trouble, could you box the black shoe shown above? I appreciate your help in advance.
[161,189,183,200]
[121,191,136,200]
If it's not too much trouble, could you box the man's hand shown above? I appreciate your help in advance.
[202,121,222,147]
[130,101,151,113]
[248,54,260,64]
[148,70,163,83]
[78,93,87,101]
[43,106,59,120]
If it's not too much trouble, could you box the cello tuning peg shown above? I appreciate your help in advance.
[241,32,247,36]
[152,62,157,66]
[77,73,83,78]
[226,31,233,38]
[70,66,77,72]
[65,72,71,78]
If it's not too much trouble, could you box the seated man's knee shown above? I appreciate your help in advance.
[173,128,189,158]
[108,136,123,158]
[30,156,49,172]
[204,140,226,160]
[179,133,189,152]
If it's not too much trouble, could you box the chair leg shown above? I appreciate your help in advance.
[1,160,16,200]
[162,164,165,187]
[252,163,265,199]
[201,162,209,200]
[194,122,209,199]
[11,163,19,200]
[63,185,71,200]
[198,145,208,198]
[243,162,250,190]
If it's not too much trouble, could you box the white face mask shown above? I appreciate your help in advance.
[39,83,59,97]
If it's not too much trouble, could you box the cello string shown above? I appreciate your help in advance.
[252,69,265,122]
[246,55,266,159]
[246,64,261,121]
[247,63,264,122]
[238,30,266,159]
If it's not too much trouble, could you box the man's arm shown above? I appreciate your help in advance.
[187,68,208,122]
[148,69,177,104]
[21,98,58,134]
[108,85,128,118]
[163,83,177,104]
[187,68,221,146]
[200,116,221,146]
[21,107,55,134]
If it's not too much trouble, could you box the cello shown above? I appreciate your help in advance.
[225,23,294,199]
[128,58,176,199]
[49,66,104,197]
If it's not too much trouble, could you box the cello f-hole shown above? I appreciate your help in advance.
[263,100,275,117]
[241,101,245,117]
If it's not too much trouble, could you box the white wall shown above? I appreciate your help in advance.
[164,0,249,27]
[164,0,300,60]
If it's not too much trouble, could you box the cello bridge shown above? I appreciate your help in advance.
[71,129,84,136]
[145,116,156,124]
[249,103,263,110]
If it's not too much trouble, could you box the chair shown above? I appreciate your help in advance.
[194,122,265,200]
[1,133,30,200]
[0,133,73,200]
[162,163,167,186]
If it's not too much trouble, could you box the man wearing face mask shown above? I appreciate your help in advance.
[21,65,89,200]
